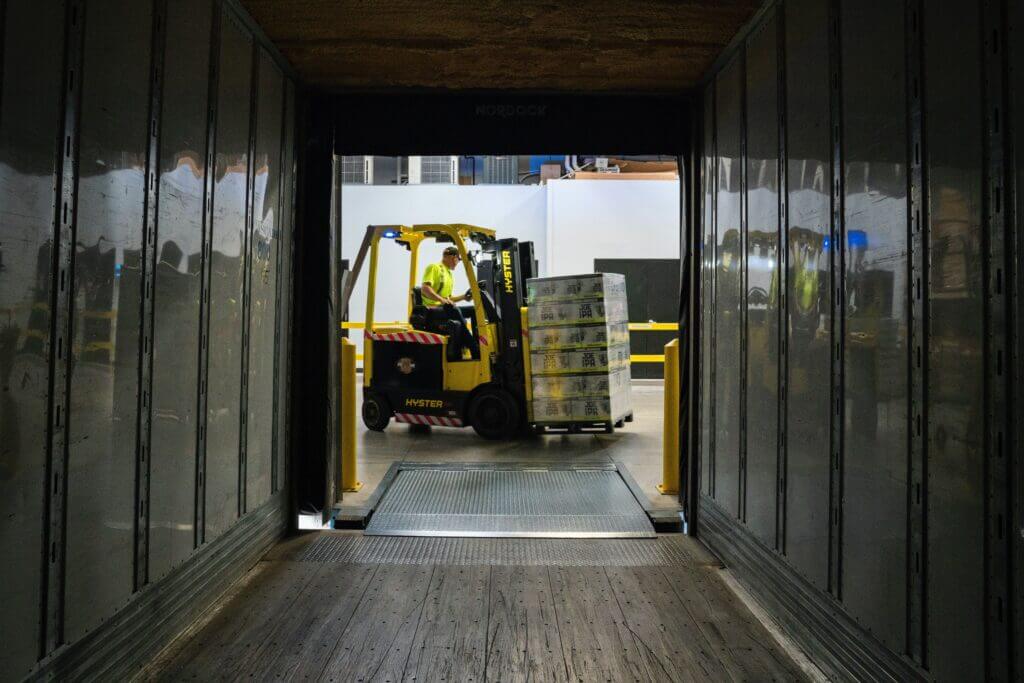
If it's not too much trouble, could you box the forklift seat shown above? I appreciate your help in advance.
[409,286,480,361]
[409,286,429,331]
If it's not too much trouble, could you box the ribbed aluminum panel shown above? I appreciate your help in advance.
[297,534,687,566]
[365,469,655,538]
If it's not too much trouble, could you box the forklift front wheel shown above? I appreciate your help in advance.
[362,393,391,432]
[468,387,520,440]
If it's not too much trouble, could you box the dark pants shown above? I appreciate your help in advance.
[425,304,479,360]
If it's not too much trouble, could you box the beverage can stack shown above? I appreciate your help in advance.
[525,273,633,431]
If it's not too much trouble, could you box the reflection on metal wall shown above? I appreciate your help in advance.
[713,54,743,518]
[0,2,66,676]
[923,4,985,678]
[838,0,908,651]
[781,0,830,591]
[247,50,285,512]
[64,0,153,643]
[206,9,252,541]
[698,0,1019,679]
[699,87,715,500]
[0,1,296,679]
[149,0,212,583]
[276,81,296,494]
[743,13,780,549]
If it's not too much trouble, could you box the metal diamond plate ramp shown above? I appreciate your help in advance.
[364,468,655,538]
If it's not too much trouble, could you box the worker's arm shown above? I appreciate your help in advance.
[421,281,453,306]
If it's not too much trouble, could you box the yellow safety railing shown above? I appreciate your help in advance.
[628,322,679,363]
[658,338,680,495]
[342,320,678,363]
[340,338,362,492]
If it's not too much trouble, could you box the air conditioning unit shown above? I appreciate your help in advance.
[481,155,518,184]
[408,156,459,184]
[339,156,401,185]
[340,155,369,184]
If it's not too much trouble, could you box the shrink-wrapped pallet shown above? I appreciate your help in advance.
[526,273,628,303]
[530,346,630,375]
[531,392,632,424]
[531,367,631,399]
[527,299,629,328]
[527,322,630,350]
[525,273,632,428]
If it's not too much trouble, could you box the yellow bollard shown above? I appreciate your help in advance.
[658,338,680,495]
[340,337,362,492]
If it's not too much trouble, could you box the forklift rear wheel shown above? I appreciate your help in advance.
[468,388,520,440]
[362,393,391,431]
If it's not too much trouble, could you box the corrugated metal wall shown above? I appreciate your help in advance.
[0,1,296,679]
[696,0,1020,680]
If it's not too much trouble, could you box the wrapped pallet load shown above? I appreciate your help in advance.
[526,273,633,432]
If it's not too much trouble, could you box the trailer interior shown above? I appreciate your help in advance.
[0,1,1021,681]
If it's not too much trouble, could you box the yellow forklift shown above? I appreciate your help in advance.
[341,224,537,439]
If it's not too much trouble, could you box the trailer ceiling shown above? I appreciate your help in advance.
[238,0,762,92]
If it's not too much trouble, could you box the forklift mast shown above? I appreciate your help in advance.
[480,238,531,411]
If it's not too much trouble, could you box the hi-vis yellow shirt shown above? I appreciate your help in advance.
[422,262,454,305]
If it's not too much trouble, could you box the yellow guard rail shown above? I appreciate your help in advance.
[340,338,362,492]
[658,338,680,495]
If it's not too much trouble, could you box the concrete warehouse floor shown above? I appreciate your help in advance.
[336,381,681,520]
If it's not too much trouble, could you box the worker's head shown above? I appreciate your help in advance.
[441,246,460,269]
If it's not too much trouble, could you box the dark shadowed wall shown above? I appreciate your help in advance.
[0,1,296,679]
[696,1,1021,681]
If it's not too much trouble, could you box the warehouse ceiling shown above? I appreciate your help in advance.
[238,0,763,92]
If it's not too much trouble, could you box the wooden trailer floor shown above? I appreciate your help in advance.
[144,532,808,682]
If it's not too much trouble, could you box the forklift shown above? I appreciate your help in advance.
[341,224,538,439]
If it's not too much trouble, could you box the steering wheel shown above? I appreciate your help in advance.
[464,288,473,301]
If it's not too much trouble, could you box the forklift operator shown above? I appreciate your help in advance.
[421,246,466,306]
[421,246,479,358]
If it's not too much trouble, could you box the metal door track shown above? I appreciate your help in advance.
[363,465,656,539]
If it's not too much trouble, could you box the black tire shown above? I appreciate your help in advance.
[468,387,521,440]
[362,392,391,431]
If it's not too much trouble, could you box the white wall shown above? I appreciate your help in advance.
[545,179,680,276]
[341,185,547,355]
[341,180,680,357]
